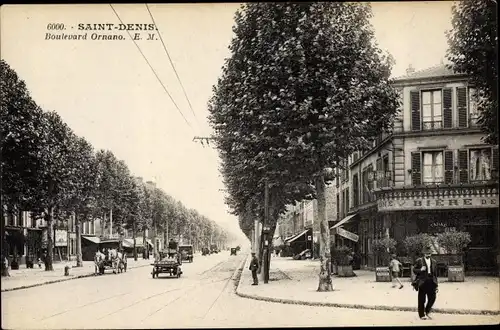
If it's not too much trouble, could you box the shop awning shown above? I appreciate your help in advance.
[285,230,308,243]
[82,236,100,244]
[123,238,143,248]
[123,238,153,248]
[330,214,357,230]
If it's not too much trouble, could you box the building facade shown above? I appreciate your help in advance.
[279,183,338,257]
[332,65,499,274]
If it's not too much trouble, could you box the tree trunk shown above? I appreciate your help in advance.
[316,174,334,292]
[163,225,167,253]
[142,228,147,259]
[109,208,113,238]
[153,218,157,259]
[133,221,137,261]
[75,214,83,267]
[45,207,54,271]
[101,213,106,238]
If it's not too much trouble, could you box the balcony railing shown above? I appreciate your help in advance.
[375,182,498,201]
[423,120,443,130]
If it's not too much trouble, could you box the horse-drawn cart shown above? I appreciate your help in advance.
[95,249,127,275]
[151,249,182,278]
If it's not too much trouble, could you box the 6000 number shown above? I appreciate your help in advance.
[47,23,65,30]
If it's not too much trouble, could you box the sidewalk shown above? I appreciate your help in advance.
[1,258,152,292]
[236,255,500,316]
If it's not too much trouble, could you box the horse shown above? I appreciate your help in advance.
[94,251,106,275]
[107,249,126,274]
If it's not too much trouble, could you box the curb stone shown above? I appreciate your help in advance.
[1,263,151,293]
[234,257,499,316]
[231,255,248,292]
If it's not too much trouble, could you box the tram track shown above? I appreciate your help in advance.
[3,255,246,329]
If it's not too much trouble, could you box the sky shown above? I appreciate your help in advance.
[0,2,454,244]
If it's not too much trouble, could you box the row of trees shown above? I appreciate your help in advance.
[208,3,400,291]
[1,59,233,272]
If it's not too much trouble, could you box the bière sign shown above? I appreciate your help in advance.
[378,196,498,211]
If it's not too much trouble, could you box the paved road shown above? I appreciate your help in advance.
[2,252,498,328]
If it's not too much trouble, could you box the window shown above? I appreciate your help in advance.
[469,148,491,181]
[422,151,444,183]
[422,90,442,130]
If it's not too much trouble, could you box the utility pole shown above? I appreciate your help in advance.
[263,177,270,284]
[192,136,215,147]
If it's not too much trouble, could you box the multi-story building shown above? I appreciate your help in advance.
[279,184,338,257]
[332,64,499,274]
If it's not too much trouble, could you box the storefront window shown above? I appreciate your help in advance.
[423,151,443,183]
[469,148,491,181]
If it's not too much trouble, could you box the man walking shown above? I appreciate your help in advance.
[413,246,438,320]
[249,252,259,285]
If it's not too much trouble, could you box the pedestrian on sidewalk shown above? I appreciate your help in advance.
[389,254,403,289]
[249,252,259,285]
[413,246,438,320]
[2,255,10,277]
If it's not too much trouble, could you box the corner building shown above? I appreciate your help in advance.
[333,65,499,274]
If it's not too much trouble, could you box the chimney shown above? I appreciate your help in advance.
[406,64,415,76]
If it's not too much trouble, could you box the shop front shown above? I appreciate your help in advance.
[4,226,25,266]
[377,184,499,274]
[330,214,363,269]
[284,228,313,258]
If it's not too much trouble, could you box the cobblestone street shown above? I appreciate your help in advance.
[2,253,498,329]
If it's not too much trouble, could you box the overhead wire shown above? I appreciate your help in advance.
[145,3,201,129]
[109,4,193,129]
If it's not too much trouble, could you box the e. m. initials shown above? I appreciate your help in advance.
[132,33,158,41]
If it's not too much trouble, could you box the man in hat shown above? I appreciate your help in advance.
[249,252,259,285]
[413,246,439,320]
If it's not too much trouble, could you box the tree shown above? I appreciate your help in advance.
[209,3,399,291]
[124,177,145,261]
[1,61,44,268]
[446,0,498,144]
[64,136,98,267]
[33,111,76,270]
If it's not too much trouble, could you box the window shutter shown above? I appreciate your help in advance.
[458,149,469,183]
[444,150,454,184]
[492,147,499,179]
[411,152,421,185]
[376,158,382,183]
[457,87,468,128]
[346,187,350,210]
[443,88,453,128]
[410,90,421,131]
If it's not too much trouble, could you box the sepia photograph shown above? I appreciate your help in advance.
[1,1,498,328]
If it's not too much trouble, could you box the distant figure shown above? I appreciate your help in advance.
[168,239,177,258]
[389,254,404,289]
[249,252,259,285]
[413,246,438,320]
